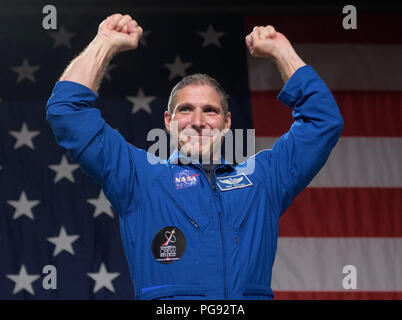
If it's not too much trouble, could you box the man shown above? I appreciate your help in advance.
[47,13,343,299]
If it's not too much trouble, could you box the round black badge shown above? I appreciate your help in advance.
[152,226,186,264]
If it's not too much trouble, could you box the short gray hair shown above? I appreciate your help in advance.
[167,73,229,116]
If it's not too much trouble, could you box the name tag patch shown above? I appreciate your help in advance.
[216,173,253,191]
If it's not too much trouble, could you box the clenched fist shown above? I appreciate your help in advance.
[97,13,143,53]
[245,25,291,59]
[246,25,306,81]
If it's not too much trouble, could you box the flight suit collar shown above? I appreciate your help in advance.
[168,149,235,171]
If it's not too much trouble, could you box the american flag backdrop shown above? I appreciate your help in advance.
[247,14,402,299]
[0,4,401,299]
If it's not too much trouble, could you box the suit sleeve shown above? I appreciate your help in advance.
[263,65,344,216]
[46,80,143,216]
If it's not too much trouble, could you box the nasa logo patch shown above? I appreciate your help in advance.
[152,226,186,264]
[174,169,199,190]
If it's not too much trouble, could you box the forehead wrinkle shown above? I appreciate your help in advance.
[176,102,221,109]
[172,102,222,118]
[171,85,224,118]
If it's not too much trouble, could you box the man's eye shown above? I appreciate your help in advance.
[205,108,218,114]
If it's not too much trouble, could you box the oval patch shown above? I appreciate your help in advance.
[152,226,186,264]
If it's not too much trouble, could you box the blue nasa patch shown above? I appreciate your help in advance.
[216,173,253,191]
[174,169,200,190]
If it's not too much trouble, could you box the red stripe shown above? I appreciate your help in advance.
[251,91,402,137]
[274,291,402,300]
[244,15,402,44]
[279,188,402,237]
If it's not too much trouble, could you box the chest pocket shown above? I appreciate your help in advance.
[155,171,212,231]
[217,173,262,231]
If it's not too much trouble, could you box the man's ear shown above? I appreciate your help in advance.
[164,110,172,132]
[224,111,231,130]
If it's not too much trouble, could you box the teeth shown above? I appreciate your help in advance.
[182,132,216,137]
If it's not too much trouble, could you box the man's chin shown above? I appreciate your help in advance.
[179,143,217,164]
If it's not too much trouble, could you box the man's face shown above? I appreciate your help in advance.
[164,84,231,162]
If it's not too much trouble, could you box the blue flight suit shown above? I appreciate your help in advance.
[46,65,343,299]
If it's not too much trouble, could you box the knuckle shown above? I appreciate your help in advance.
[134,26,143,35]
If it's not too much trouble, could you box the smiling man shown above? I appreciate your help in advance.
[47,13,343,299]
[165,76,231,164]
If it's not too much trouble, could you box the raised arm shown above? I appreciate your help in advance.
[246,25,344,214]
[46,14,145,216]
[60,13,142,93]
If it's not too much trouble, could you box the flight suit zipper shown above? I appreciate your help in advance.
[194,164,227,299]
[212,167,227,300]
[218,210,227,299]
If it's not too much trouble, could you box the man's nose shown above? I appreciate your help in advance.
[191,108,205,130]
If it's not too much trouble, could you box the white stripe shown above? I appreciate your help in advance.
[255,137,402,187]
[271,237,402,291]
[247,44,402,91]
